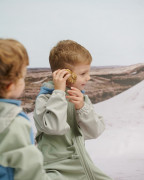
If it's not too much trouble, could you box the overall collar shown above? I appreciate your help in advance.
[0,99,21,106]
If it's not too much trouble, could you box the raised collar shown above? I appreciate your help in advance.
[0,99,21,106]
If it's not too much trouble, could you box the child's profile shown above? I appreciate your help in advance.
[33,40,113,180]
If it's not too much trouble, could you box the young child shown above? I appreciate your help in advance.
[33,40,112,180]
[0,39,51,180]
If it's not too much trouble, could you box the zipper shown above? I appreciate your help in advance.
[70,102,95,180]
[74,136,95,180]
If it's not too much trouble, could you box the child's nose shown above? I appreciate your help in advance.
[86,75,90,81]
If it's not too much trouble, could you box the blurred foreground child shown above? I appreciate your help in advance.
[34,40,113,180]
[0,39,50,180]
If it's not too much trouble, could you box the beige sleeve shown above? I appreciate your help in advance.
[33,90,70,135]
[76,95,105,140]
[0,117,51,180]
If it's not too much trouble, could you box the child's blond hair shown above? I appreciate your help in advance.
[0,39,29,98]
[49,40,92,72]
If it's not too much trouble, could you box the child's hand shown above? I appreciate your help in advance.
[53,69,70,91]
[66,87,84,110]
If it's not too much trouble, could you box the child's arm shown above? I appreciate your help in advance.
[0,116,50,180]
[34,69,71,135]
[34,90,70,135]
[67,87,105,140]
[76,96,105,140]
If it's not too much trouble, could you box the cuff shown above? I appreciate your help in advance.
[76,102,90,115]
[52,90,66,96]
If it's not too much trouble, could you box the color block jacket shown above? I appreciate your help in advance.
[0,99,50,180]
[33,81,112,180]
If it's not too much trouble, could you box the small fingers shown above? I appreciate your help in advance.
[66,95,82,101]
[66,95,77,100]
[66,95,84,109]
[53,69,60,76]
[67,88,83,97]
[58,69,68,78]
[53,69,70,79]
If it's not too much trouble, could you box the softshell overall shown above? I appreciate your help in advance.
[0,99,50,180]
[34,81,112,180]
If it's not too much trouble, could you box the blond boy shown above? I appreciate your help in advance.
[0,39,50,180]
[34,40,112,180]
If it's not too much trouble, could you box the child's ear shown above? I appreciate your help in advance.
[65,69,77,84]
[6,82,16,92]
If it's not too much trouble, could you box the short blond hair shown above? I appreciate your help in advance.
[49,40,92,72]
[0,39,29,97]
